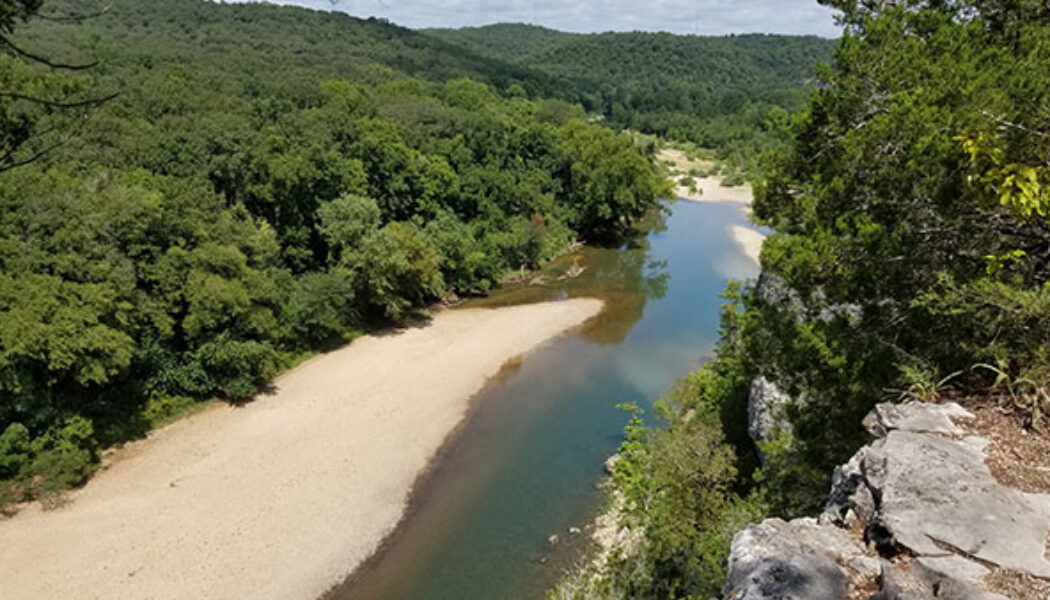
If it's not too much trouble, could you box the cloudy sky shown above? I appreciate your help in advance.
[232,1,841,37]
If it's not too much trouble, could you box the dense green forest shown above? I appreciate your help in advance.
[428,24,836,174]
[554,1,1050,598]
[0,0,676,504]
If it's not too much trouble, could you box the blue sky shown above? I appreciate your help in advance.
[228,1,841,37]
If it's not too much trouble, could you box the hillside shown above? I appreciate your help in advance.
[424,23,577,64]
[427,24,837,170]
[17,1,566,98]
[428,24,834,107]
[0,0,670,505]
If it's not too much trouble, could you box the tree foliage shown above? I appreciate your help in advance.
[556,1,1050,596]
[428,24,837,177]
[744,0,1050,512]
[0,0,673,501]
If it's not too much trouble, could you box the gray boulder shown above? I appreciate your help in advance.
[755,270,861,326]
[862,401,972,438]
[754,271,804,314]
[726,402,1050,600]
[867,429,1050,577]
[724,519,851,600]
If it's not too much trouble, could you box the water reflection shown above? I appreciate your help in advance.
[469,216,671,346]
[332,201,759,600]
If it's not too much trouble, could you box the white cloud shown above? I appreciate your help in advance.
[228,0,841,37]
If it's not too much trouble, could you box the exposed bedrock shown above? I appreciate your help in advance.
[725,402,1050,600]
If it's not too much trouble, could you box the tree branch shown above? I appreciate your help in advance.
[0,135,68,172]
[980,110,1050,140]
[0,34,97,70]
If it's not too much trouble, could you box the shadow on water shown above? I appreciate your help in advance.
[326,200,760,600]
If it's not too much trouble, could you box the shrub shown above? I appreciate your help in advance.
[25,416,97,496]
[352,222,445,321]
[0,423,30,480]
[194,335,281,400]
[281,270,359,348]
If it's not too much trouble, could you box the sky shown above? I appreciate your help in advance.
[229,1,842,37]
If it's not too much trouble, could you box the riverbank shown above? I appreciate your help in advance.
[657,148,765,265]
[0,299,603,600]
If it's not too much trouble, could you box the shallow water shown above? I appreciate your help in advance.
[330,200,761,600]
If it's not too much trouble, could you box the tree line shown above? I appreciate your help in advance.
[0,0,669,503]
[427,24,837,178]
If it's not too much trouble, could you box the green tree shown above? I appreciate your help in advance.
[351,222,445,321]
[558,119,669,242]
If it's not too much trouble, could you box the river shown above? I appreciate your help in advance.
[328,198,761,600]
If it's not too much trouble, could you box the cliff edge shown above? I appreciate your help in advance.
[725,401,1050,600]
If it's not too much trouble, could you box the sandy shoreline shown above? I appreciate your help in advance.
[728,224,765,266]
[0,299,603,600]
[657,148,765,265]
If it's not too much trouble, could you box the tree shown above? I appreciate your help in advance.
[558,119,668,242]
[0,0,692,502]
[351,222,445,322]
[743,0,1050,513]
[0,1,114,171]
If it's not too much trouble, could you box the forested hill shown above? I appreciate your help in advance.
[428,23,833,103]
[0,0,832,508]
[1,0,672,504]
[424,23,577,64]
[427,24,837,165]
[18,0,562,96]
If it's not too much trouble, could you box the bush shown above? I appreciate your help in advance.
[282,270,359,348]
[595,374,759,599]
[142,394,201,429]
[194,335,281,400]
[25,416,97,497]
[317,194,382,263]
[0,423,30,480]
[424,214,502,294]
[353,222,445,321]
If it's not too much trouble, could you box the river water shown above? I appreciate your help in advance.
[329,199,761,600]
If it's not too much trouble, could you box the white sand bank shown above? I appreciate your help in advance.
[658,148,754,207]
[729,224,765,266]
[0,299,603,600]
[657,148,766,265]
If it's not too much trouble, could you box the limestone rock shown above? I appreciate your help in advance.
[724,519,850,600]
[747,376,792,446]
[823,449,878,526]
[879,556,1009,600]
[725,402,1050,600]
[862,401,973,438]
[754,271,804,314]
[755,270,861,326]
[868,429,1050,578]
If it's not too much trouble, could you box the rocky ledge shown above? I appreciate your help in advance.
[724,401,1050,600]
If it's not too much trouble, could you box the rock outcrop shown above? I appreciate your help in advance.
[724,402,1050,600]
[747,376,793,450]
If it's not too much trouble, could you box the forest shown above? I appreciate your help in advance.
[0,0,678,504]
[553,0,1050,598]
[428,24,836,175]
[0,0,840,506]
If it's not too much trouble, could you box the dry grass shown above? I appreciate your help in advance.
[957,396,1050,494]
[982,568,1050,600]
